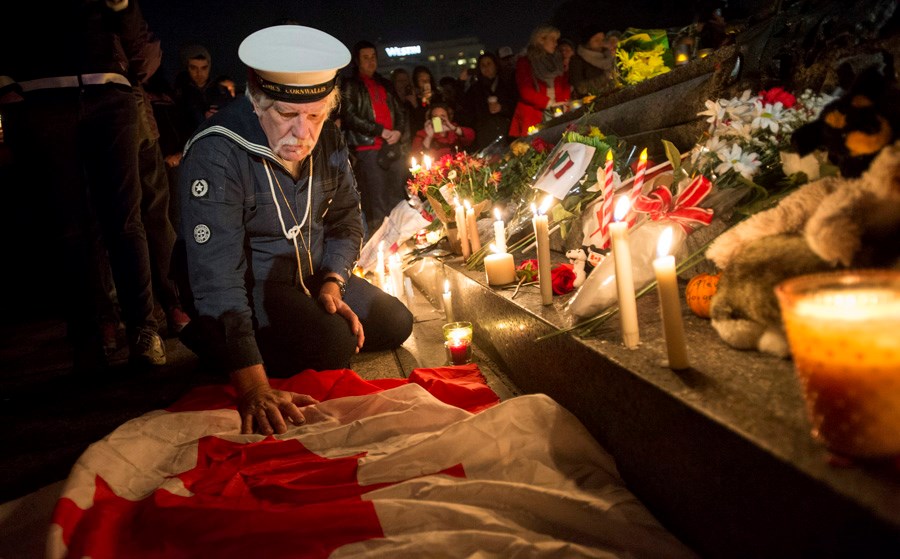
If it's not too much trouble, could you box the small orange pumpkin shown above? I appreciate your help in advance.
[685,272,721,318]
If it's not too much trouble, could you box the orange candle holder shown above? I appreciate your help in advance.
[443,321,473,365]
[776,270,900,458]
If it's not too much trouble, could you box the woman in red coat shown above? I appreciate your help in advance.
[508,25,571,138]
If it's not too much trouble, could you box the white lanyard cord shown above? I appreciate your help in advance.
[263,158,314,296]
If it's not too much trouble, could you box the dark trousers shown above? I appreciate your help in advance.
[181,275,414,377]
[351,149,410,237]
[138,136,180,313]
[4,85,157,345]
[254,275,414,376]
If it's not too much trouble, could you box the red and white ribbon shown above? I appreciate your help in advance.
[632,175,715,233]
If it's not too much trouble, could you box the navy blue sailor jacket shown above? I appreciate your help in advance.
[179,97,364,371]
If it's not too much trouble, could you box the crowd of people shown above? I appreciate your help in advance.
[0,1,721,434]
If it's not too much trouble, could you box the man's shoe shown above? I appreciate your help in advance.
[130,327,167,366]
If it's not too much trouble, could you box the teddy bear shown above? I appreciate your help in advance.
[704,139,900,357]
[791,63,899,178]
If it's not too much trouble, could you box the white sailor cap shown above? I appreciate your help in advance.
[238,25,351,103]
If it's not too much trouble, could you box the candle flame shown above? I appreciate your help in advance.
[606,150,613,162]
[539,195,554,215]
[464,199,471,210]
[657,227,673,258]
[639,148,648,163]
[527,125,538,135]
[423,154,432,170]
[443,279,450,294]
[494,207,501,221]
[531,202,537,216]
[613,196,630,222]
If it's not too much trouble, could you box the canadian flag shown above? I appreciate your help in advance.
[48,365,696,558]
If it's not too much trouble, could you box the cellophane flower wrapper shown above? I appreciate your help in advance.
[494,129,626,252]
[566,218,686,321]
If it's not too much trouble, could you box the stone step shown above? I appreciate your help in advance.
[405,250,900,558]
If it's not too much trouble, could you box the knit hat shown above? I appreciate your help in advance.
[180,44,211,68]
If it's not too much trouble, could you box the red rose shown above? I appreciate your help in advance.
[531,137,553,153]
[759,87,796,109]
[551,263,576,295]
[516,259,539,282]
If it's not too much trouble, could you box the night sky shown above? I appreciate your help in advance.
[141,0,561,85]
[140,0,704,86]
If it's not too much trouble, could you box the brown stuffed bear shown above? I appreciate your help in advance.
[705,140,900,357]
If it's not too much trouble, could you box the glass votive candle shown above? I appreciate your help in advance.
[443,321,473,365]
[775,270,900,458]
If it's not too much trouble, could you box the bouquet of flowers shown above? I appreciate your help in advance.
[561,86,839,335]
[465,125,628,269]
[616,28,673,87]
[407,151,502,228]
[687,87,838,212]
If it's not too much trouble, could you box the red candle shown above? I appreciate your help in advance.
[447,340,470,365]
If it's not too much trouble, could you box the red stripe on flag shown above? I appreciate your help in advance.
[553,158,575,179]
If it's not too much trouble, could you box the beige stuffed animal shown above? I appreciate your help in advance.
[705,140,900,357]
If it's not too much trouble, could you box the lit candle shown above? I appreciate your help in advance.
[409,156,421,174]
[631,148,648,202]
[609,196,640,348]
[653,227,688,369]
[776,270,900,457]
[484,243,516,286]
[493,207,506,253]
[375,241,386,289]
[465,199,481,254]
[443,321,473,365]
[423,154,433,170]
[532,195,554,306]
[389,252,404,303]
[442,279,454,322]
[455,199,470,260]
[447,338,471,365]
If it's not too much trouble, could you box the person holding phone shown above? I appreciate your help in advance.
[411,102,475,159]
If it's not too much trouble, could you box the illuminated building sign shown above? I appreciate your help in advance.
[385,45,422,57]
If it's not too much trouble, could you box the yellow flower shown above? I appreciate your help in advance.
[588,126,605,138]
[510,141,530,157]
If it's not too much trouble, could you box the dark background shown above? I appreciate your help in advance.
[140,0,766,86]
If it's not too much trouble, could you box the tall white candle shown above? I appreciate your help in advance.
[609,196,640,348]
[532,196,554,305]
[484,243,516,285]
[442,279,454,322]
[455,200,470,260]
[653,227,689,369]
[493,207,507,253]
[375,241,386,289]
[389,253,404,303]
[465,199,481,254]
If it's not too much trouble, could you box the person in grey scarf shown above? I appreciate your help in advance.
[569,26,617,98]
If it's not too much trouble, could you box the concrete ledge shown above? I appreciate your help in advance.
[406,253,900,558]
